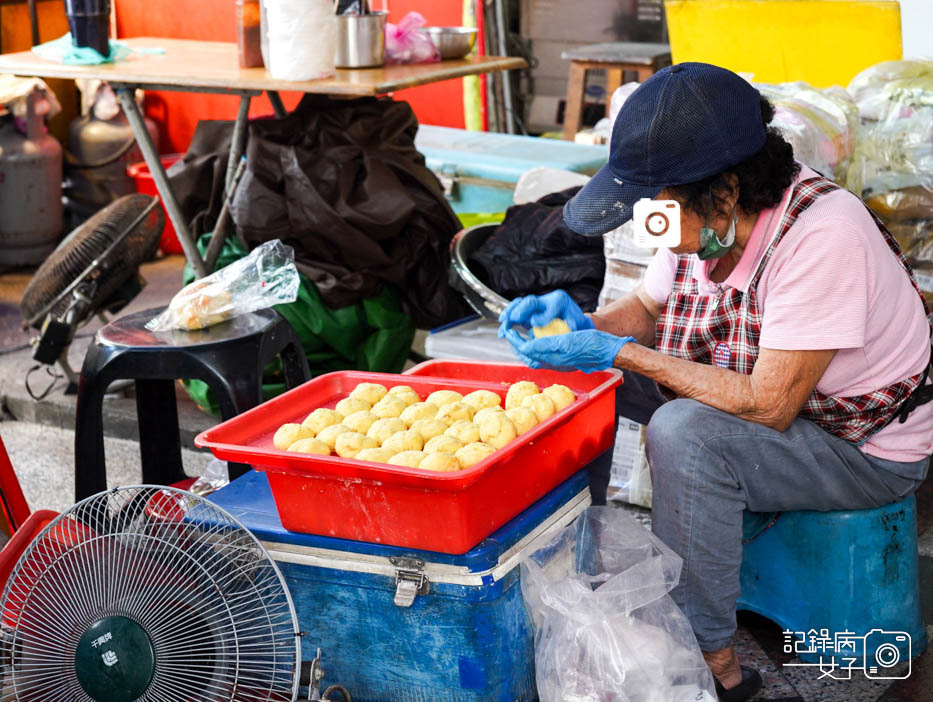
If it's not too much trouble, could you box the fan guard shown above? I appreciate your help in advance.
[0,486,301,701]
[20,194,165,329]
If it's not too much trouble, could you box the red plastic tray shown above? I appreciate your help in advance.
[196,364,622,553]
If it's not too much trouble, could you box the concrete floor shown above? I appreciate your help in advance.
[0,419,214,513]
[0,253,931,701]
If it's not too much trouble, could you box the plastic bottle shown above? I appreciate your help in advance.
[237,0,264,68]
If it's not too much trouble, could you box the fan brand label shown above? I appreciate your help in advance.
[91,632,113,648]
[101,651,119,667]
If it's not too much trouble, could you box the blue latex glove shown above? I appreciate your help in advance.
[498,290,594,337]
[502,328,635,373]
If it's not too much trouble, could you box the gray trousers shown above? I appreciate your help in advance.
[585,373,930,651]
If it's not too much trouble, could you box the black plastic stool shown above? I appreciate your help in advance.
[75,307,310,500]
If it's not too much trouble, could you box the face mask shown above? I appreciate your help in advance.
[697,206,738,261]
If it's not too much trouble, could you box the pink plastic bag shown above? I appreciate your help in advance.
[385,11,440,64]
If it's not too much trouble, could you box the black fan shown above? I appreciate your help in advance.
[20,194,164,393]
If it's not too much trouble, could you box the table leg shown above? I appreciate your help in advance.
[563,62,586,141]
[114,86,208,279]
[267,91,287,119]
[226,94,252,193]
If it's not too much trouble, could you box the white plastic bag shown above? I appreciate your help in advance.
[146,240,300,332]
[513,167,591,205]
[522,507,716,702]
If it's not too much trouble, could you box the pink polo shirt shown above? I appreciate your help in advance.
[643,166,933,462]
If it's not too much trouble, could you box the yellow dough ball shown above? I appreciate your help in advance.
[445,420,481,445]
[350,382,388,405]
[371,395,407,419]
[473,406,506,424]
[387,385,422,407]
[532,317,572,338]
[388,450,426,468]
[505,381,541,410]
[335,396,371,417]
[409,418,449,442]
[287,438,331,455]
[424,434,464,455]
[302,408,343,434]
[455,442,496,469]
[343,410,377,435]
[367,417,407,445]
[477,412,518,450]
[522,393,557,423]
[355,447,396,464]
[273,423,315,451]
[426,389,463,407]
[419,452,462,472]
[400,401,439,427]
[543,384,576,412]
[435,401,475,426]
[316,424,352,450]
[462,389,502,412]
[505,407,539,435]
[335,432,379,459]
[382,429,424,454]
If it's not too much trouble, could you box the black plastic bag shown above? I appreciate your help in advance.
[230,94,469,328]
[469,188,606,311]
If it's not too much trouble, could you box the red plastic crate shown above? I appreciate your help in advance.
[196,365,622,553]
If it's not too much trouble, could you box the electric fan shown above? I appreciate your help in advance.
[0,486,301,701]
[19,194,165,394]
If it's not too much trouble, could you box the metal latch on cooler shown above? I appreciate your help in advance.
[390,556,430,607]
[436,170,459,199]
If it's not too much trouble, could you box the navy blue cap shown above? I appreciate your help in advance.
[563,62,766,236]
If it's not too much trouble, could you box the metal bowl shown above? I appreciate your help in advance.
[449,224,509,319]
[422,26,478,60]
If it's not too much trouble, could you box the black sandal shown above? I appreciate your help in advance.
[714,665,762,702]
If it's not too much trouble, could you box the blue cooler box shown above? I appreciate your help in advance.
[414,125,608,214]
[209,469,591,701]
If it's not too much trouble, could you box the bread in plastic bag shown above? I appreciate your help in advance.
[146,240,300,331]
[521,507,717,702]
[385,11,439,64]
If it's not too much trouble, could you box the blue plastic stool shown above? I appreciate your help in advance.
[738,496,927,667]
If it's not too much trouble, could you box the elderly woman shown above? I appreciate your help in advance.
[500,63,932,701]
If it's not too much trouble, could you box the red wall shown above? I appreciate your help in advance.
[116,0,475,153]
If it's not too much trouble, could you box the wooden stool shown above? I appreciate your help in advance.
[561,42,672,141]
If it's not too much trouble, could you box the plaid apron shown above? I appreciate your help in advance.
[655,177,932,445]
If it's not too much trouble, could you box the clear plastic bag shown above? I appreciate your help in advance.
[384,11,439,64]
[189,459,230,497]
[845,60,933,267]
[608,421,652,508]
[146,240,300,331]
[521,507,717,702]
[756,81,858,183]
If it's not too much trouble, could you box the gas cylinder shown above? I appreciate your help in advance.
[65,85,159,218]
[0,94,63,267]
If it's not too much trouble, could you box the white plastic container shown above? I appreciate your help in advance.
[264,0,336,81]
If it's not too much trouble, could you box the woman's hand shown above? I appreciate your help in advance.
[498,290,594,334]
[503,328,635,373]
